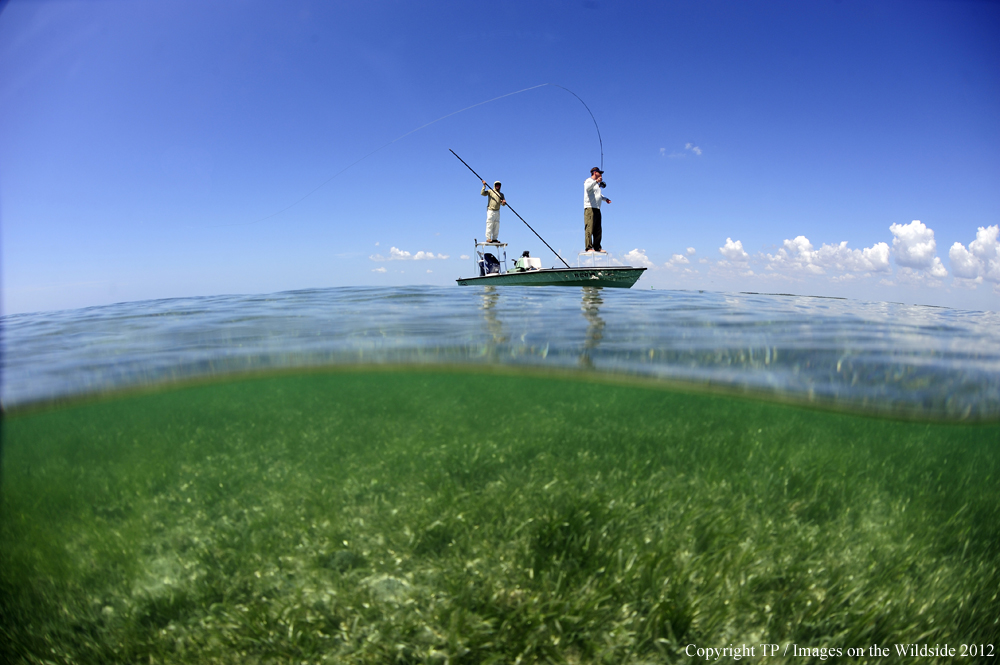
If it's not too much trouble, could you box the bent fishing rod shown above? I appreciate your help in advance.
[449,149,571,269]
[217,84,601,229]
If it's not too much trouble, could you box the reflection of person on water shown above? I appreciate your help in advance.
[480,286,507,348]
[584,167,610,253]
[481,180,506,243]
[580,287,605,368]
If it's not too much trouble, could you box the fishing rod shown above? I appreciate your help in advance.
[449,149,571,269]
[547,83,603,172]
[213,84,601,229]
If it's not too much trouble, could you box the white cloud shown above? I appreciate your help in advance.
[664,144,703,158]
[766,236,823,274]
[896,266,946,287]
[889,220,945,276]
[369,246,449,261]
[460,254,470,260]
[372,267,387,273]
[375,241,380,246]
[949,242,982,281]
[389,247,411,260]
[949,225,1000,284]
[426,269,433,273]
[971,226,1000,281]
[765,236,891,275]
[686,247,696,256]
[665,252,695,271]
[719,238,749,263]
[857,242,892,272]
[622,248,654,268]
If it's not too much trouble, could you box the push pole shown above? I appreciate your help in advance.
[449,149,571,269]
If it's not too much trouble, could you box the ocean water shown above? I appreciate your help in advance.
[4,286,1000,419]
[2,286,999,663]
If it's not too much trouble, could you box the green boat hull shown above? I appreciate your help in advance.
[456,266,646,288]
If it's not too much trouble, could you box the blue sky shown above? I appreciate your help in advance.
[2,0,998,314]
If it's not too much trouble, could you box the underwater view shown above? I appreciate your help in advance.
[2,287,999,663]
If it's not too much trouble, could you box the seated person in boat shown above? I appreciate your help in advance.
[514,250,541,272]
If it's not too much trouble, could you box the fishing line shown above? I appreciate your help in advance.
[213,83,603,228]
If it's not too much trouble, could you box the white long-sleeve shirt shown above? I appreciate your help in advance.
[584,177,607,209]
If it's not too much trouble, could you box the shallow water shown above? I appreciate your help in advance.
[2,369,998,663]
[3,286,1000,420]
[1,287,999,662]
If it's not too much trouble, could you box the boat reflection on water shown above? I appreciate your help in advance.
[476,286,606,368]
[579,287,605,368]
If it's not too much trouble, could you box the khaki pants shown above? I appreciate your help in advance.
[584,207,602,251]
[486,209,500,241]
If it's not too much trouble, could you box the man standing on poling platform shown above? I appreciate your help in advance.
[481,180,506,243]
[584,167,610,252]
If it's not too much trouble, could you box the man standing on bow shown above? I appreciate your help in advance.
[584,167,610,252]
[481,179,506,243]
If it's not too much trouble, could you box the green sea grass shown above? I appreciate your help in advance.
[2,369,998,663]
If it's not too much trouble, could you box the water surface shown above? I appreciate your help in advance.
[4,286,999,419]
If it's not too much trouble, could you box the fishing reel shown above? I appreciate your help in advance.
[599,181,607,188]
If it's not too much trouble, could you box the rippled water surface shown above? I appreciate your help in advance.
[3,286,1000,419]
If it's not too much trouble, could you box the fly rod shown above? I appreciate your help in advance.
[449,149,571,269]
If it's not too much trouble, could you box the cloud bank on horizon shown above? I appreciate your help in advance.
[369,247,450,262]
[606,221,1000,296]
